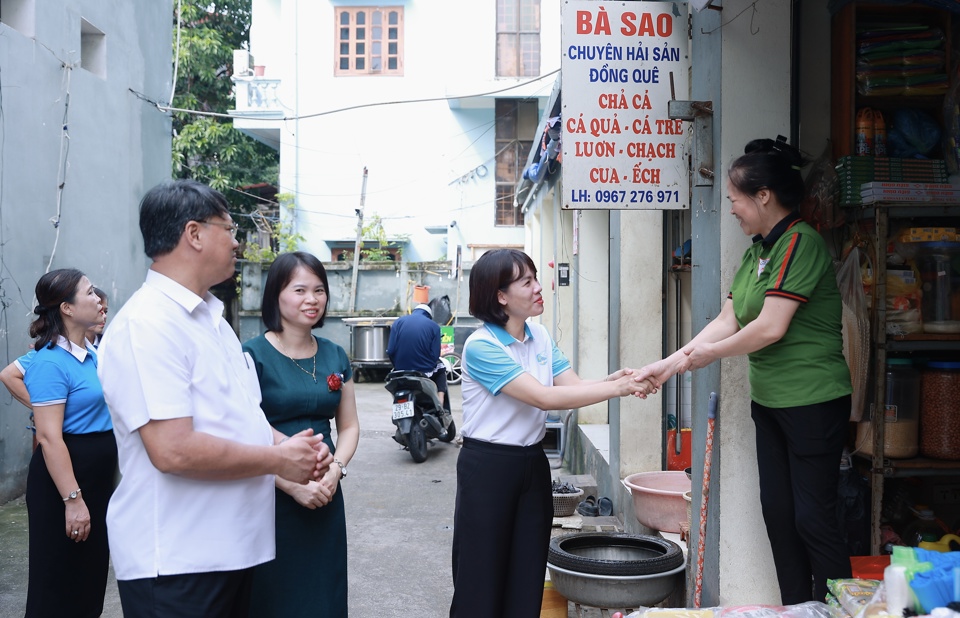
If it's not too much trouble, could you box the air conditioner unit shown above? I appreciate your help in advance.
[233,50,254,76]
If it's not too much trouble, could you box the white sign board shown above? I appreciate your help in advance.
[561,1,691,210]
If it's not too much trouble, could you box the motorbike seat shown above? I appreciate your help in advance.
[385,370,444,414]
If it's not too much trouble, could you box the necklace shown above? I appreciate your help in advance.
[272,333,318,383]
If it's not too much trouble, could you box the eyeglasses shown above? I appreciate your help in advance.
[200,220,240,237]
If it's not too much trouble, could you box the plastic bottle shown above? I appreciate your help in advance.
[885,564,910,616]
[902,507,948,547]
[856,108,874,156]
[874,110,887,157]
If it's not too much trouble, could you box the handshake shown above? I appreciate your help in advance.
[606,350,699,399]
[604,367,660,399]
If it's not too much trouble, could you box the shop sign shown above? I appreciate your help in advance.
[561,1,691,210]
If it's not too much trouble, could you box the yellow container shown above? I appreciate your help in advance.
[541,581,567,618]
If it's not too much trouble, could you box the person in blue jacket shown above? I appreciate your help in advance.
[387,302,448,410]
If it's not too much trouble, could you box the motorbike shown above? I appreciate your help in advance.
[384,369,456,463]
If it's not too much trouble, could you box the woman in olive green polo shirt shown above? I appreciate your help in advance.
[638,137,852,605]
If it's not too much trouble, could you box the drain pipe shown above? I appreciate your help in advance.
[608,210,622,489]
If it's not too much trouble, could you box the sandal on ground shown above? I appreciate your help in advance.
[576,496,599,517]
[597,496,613,516]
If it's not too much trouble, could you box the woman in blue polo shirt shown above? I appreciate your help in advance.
[638,138,853,604]
[23,268,116,617]
[449,249,657,618]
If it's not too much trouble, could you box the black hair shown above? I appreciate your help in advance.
[468,249,538,326]
[29,268,85,350]
[261,251,330,332]
[93,287,107,302]
[728,136,808,210]
[139,179,231,258]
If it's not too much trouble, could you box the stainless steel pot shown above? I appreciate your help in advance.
[352,324,391,362]
[546,561,684,609]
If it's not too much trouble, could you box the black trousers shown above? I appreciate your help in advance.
[26,430,117,618]
[118,569,254,618]
[450,438,553,618]
[752,395,852,604]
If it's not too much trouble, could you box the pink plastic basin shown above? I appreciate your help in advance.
[623,471,691,533]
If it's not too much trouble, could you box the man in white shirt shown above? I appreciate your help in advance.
[97,179,333,618]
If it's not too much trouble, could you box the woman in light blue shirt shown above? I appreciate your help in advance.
[23,268,116,618]
[450,249,657,618]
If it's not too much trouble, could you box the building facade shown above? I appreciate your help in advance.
[231,0,561,263]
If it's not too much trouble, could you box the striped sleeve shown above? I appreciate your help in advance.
[764,231,825,303]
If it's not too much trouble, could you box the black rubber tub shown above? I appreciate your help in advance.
[546,532,685,609]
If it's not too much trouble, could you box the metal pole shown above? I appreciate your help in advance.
[348,167,368,313]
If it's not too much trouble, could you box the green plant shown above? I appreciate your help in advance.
[172,1,278,211]
[356,213,408,261]
[242,195,304,262]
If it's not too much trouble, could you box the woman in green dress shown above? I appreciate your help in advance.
[244,251,360,617]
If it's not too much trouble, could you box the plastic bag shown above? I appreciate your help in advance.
[781,601,846,618]
[837,247,871,422]
[719,606,784,618]
[826,579,881,618]
[888,109,942,158]
[801,143,843,230]
[428,295,452,326]
[885,264,923,335]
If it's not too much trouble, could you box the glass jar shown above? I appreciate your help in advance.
[858,359,920,458]
[918,242,960,333]
[920,361,960,459]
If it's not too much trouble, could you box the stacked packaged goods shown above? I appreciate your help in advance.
[855,24,948,97]
[836,156,949,205]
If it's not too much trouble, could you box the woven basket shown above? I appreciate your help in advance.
[552,488,584,517]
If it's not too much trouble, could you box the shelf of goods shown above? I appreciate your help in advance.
[852,202,960,554]
[831,2,952,160]
[831,0,960,555]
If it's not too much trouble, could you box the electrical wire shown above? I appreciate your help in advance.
[45,64,74,275]
[133,68,561,122]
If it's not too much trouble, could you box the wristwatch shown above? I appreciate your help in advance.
[63,488,81,502]
[334,459,347,479]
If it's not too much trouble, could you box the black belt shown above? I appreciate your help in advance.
[461,436,543,455]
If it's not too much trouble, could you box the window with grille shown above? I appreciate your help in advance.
[496,0,540,77]
[335,7,403,76]
[495,99,538,227]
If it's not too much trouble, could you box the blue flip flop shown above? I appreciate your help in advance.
[597,496,613,517]
[576,496,599,517]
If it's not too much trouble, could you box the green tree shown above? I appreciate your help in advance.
[171,0,278,215]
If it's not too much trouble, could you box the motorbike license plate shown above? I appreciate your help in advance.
[392,401,415,420]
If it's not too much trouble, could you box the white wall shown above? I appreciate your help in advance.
[715,0,795,604]
[618,210,667,474]
[575,209,611,423]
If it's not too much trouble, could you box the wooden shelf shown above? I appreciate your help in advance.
[854,95,945,110]
[867,455,960,478]
[831,2,951,159]
[846,205,960,219]
[887,333,960,350]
